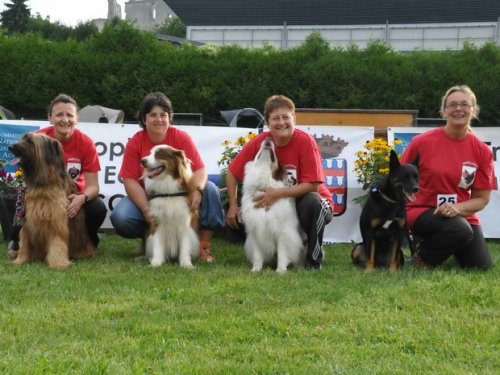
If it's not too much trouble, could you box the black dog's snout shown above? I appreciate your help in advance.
[413,187,419,193]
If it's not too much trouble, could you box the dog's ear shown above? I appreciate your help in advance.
[389,149,400,171]
[411,153,419,169]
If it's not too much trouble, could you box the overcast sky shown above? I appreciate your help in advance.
[0,0,125,26]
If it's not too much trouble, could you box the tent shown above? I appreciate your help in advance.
[220,108,265,129]
[78,105,125,123]
[0,105,16,120]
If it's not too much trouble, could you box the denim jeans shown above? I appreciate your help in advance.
[110,181,224,239]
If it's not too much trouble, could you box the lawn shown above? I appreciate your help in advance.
[0,233,498,374]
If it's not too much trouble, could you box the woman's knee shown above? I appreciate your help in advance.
[110,198,144,238]
[446,217,474,245]
[199,181,224,229]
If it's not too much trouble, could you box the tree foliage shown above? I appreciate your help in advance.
[153,17,186,38]
[0,0,30,34]
[27,14,98,41]
[0,23,499,126]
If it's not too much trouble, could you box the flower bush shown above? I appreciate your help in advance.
[353,138,401,204]
[0,160,23,200]
[217,132,257,205]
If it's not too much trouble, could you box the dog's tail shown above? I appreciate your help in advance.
[351,242,367,267]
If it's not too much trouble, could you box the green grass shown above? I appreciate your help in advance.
[0,233,498,374]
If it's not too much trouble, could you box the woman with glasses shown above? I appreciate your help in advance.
[400,85,494,269]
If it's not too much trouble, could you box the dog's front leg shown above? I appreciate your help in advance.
[365,240,376,273]
[178,234,195,270]
[275,247,289,274]
[389,239,399,272]
[46,237,72,269]
[365,219,381,273]
[149,233,166,267]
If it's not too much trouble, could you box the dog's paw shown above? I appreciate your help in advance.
[251,265,262,272]
[364,262,375,273]
[276,268,287,274]
[180,262,194,270]
[150,258,165,267]
[49,260,72,270]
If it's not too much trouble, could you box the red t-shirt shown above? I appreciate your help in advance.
[400,127,495,228]
[228,128,334,208]
[37,127,101,193]
[119,127,204,181]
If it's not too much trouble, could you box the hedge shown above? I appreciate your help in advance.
[1,24,499,125]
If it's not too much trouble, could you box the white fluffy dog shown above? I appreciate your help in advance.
[241,137,306,273]
[141,145,199,268]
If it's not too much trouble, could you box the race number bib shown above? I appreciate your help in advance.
[437,194,457,207]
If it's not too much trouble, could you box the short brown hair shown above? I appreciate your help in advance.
[137,92,174,129]
[48,93,79,115]
[263,95,295,121]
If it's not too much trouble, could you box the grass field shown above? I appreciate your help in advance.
[0,233,498,374]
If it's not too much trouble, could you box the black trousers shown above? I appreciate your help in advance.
[296,192,333,268]
[412,208,493,269]
[84,197,107,246]
[9,197,107,248]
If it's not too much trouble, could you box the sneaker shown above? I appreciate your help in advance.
[199,241,215,262]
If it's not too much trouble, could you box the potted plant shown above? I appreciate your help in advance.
[353,138,401,206]
[217,132,257,243]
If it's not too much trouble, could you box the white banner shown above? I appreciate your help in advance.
[4,121,498,241]
[0,120,251,228]
[388,127,500,238]
[297,126,372,243]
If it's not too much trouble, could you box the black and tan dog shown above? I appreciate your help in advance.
[352,150,419,272]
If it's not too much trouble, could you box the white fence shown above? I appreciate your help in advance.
[188,21,500,51]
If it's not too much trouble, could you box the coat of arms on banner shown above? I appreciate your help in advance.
[314,134,349,216]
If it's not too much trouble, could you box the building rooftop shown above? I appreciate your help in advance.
[163,0,500,26]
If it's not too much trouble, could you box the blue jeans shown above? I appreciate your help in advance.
[110,181,224,239]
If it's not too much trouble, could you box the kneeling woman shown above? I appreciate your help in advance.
[401,85,494,269]
[225,95,334,270]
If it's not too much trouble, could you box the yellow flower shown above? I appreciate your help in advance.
[218,132,258,206]
[353,138,399,190]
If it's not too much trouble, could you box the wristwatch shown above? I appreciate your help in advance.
[196,186,204,196]
[83,193,90,203]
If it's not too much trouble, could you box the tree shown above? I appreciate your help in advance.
[27,14,98,42]
[154,17,186,38]
[0,0,30,34]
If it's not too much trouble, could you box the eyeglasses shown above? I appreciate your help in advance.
[446,102,473,110]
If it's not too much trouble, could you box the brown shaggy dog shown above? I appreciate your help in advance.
[8,133,95,269]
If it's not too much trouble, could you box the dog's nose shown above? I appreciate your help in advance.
[413,187,419,193]
[140,158,147,166]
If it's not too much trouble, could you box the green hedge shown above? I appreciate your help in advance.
[1,25,499,125]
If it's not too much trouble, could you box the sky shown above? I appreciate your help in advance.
[0,0,125,26]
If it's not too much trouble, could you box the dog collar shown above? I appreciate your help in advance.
[370,187,399,204]
[148,192,189,200]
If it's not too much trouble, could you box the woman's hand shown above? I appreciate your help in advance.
[226,204,241,229]
[434,203,461,218]
[253,187,280,210]
[67,193,85,218]
[189,189,202,212]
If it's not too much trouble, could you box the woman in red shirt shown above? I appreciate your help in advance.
[401,85,494,269]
